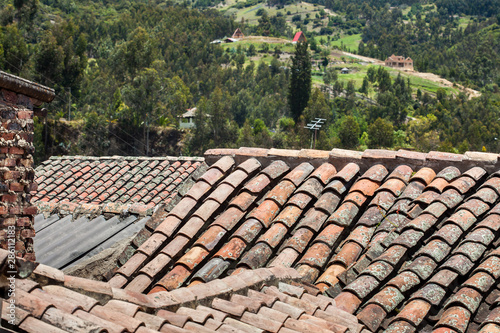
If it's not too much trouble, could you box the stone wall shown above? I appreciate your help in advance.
[0,90,39,260]
[0,71,54,261]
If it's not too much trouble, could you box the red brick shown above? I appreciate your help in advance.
[2,217,15,226]
[0,206,7,214]
[0,133,15,140]
[29,183,37,191]
[9,182,24,192]
[0,147,8,154]
[23,206,37,215]
[9,206,21,215]
[18,132,33,141]
[2,194,17,202]
[9,147,24,155]
[1,89,18,104]
[17,110,33,119]
[15,241,25,252]
[17,217,31,227]
[21,229,35,238]
[3,171,21,180]
[3,159,17,167]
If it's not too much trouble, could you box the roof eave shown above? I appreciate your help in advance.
[0,70,55,103]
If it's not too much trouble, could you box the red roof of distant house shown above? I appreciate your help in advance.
[293,31,306,42]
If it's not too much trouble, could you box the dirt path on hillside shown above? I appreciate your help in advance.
[242,36,290,43]
[340,51,481,99]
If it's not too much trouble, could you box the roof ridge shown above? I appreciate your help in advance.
[35,201,155,220]
[47,155,205,162]
[205,147,499,173]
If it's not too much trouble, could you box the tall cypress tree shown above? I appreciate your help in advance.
[288,41,311,121]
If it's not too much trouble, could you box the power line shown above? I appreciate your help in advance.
[4,57,149,154]
[1,55,145,155]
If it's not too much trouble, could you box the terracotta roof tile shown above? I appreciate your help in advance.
[296,209,329,232]
[29,148,500,333]
[400,180,426,200]
[436,306,471,333]
[427,177,450,193]
[314,191,341,214]
[283,228,315,253]
[327,202,360,227]
[349,179,379,196]
[266,181,297,206]
[308,163,337,185]
[35,156,204,209]
[178,217,206,239]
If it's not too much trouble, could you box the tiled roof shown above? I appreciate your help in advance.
[32,155,206,269]
[1,249,364,333]
[33,155,205,208]
[105,147,500,332]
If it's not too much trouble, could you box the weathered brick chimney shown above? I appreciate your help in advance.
[0,71,55,261]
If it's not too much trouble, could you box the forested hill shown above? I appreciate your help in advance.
[1,0,500,162]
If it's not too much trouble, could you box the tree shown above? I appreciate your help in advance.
[359,76,369,94]
[122,67,165,155]
[323,67,337,86]
[288,41,311,121]
[1,24,29,74]
[338,115,360,149]
[367,118,394,148]
[303,88,330,123]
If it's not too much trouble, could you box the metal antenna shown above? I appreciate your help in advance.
[304,118,326,149]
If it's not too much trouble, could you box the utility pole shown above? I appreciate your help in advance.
[68,87,71,121]
[146,114,150,156]
[304,118,326,149]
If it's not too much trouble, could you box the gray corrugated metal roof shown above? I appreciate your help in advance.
[34,213,149,270]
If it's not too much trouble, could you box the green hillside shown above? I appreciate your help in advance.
[0,0,498,160]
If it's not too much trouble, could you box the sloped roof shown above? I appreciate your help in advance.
[293,31,306,42]
[33,209,150,270]
[232,28,244,38]
[32,155,206,269]
[385,54,412,63]
[179,107,197,118]
[0,70,55,103]
[0,249,364,333]
[34,156,205,208]
[105,147,500,332]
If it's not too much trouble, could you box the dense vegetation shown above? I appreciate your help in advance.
[0,0,499,163]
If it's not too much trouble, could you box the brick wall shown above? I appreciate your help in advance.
[0,89,42,261]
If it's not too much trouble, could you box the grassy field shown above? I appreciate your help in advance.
[220,39,295,53]
[328,34,362,52]
[320,64,460,96]
[458,16,472,28]
[222,1,329,32]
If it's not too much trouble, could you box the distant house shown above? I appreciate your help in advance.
[385,54,414,71]
[341,67,349,74]
[232,28,244,39]
[179,107,197,129]
[223,37,238,43]
[292,31,307,43]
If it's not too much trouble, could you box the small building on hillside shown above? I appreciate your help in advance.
[385,54,414,71]
[232,28,244,39]
[223,37,238,43]
[292,31,307,43]
[341,67,349,74]
[179,107,197,129]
